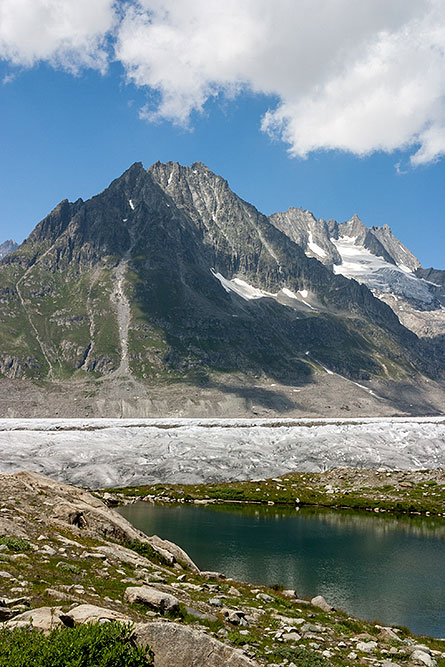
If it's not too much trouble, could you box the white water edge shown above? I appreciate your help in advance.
[0,417,444,488]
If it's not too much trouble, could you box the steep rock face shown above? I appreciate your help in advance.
[0,240,18,261]
[416,267,445,291]
[0,161,439,388]
[370,224,421,272]
[268,208,341,266]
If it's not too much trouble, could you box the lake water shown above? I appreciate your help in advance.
[118,502,445,638]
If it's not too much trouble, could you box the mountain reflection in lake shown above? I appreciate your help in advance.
[118,502,445,637]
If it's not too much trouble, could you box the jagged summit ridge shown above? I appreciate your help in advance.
[0,160,442,398]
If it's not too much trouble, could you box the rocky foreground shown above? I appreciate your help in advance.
[0,471,444,666]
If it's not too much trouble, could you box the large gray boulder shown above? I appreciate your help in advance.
[5,606,63,632]
[124,586,179,615]
[134,621,259,667]
[311,595,334,612]
[411,650,437,667]
[61,604,131,625]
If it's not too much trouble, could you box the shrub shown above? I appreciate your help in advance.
[0,621,154,667]
[270,645,332,666]
[56,563,82,575]
[125,539,170,566]
[0,536,31,552]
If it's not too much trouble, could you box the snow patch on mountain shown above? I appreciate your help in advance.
[307,232,327,258]
[211,270,272,300]
[211,270,316,310]
[282,287,298,299]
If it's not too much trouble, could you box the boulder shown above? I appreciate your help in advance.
[0,608,16,621]
[411,645,433,655]
[282,589,297,598]
[356,641,378,653]
[124,586,179,615]
[225,609,248,626]
[45,587,76,601]
[411,650,437,667]
[184,606,218,623]
[0,596,30,608]
[311,595,334,612]
[133,621,260,667]
[378,627,402,642]
[60,604,131,626]
[5,606,63,632]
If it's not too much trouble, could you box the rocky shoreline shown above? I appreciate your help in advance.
[0,470,444,666]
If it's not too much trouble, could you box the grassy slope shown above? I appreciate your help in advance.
[109,469,445,517]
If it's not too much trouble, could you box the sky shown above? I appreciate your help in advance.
[0,0,444,268]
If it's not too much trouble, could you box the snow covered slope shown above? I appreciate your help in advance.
[331,236,437,304]
[330,226,445,339]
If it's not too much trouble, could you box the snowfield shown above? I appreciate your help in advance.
[332,236,435,304]
[0,417,443,489]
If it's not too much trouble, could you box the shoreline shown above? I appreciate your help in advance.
[103,468,445,518]
[1,469,444,665]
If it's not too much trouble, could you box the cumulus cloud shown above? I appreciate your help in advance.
[1,0,445,165]
[0,0,116,72]
[115,0,445,165]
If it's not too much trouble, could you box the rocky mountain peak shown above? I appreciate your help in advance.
[0,159,442,396]
[369,223,421,271]
[269,207,341,266]
[338,214,368,243]
[0,239,18,261]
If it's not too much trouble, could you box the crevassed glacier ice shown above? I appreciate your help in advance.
[0,417,443,488]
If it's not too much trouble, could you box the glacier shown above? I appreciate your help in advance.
[0,417,443,489]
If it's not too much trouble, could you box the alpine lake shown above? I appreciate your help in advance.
[118,501,445,639]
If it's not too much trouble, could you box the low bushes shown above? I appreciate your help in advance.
[0,621,153,667]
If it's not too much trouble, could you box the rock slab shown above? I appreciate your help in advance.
[124,586,180,615]
[134,621,259,667]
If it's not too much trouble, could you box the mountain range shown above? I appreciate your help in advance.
[0,161,443,417]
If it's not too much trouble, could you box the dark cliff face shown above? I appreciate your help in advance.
[416,267,445,290]
[0,161,439,384]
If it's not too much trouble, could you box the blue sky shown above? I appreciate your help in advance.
[0,1,444,268]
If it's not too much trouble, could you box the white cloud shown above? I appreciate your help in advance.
[115,0,445,165]
[0,0,116,72]
[1,0,445,165]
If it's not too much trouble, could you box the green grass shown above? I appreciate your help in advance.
[0,622,154,667]
[124,539,171,567]
[110,472,445,516]
[268,645,332,666]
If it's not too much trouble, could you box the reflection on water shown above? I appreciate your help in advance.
[118,502,445,638]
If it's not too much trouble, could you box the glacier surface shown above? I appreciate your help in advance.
[332,236,435,303]
[0,417,443,489]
